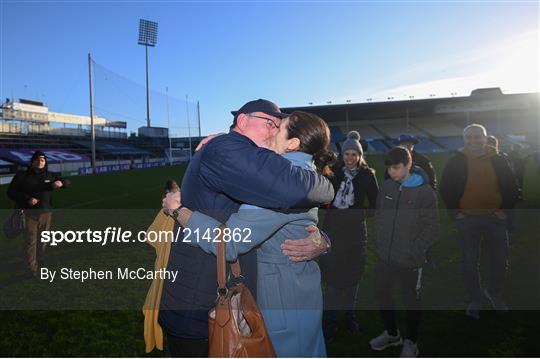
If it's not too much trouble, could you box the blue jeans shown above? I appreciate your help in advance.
[455,213,509,302]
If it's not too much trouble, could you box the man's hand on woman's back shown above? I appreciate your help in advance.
[281,225,327,262]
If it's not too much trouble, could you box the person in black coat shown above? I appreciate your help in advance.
[320,131,379,339]
[7,151,69,277]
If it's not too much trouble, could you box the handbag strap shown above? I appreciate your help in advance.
[216,225,242,294]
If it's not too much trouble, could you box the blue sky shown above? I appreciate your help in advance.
[1,1,538,136]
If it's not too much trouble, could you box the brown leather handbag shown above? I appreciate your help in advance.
[208,226,276,358]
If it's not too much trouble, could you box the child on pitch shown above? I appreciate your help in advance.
[143,178,181,353]
[370,147,439,357]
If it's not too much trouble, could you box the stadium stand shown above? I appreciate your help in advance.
[283,88,539,154]
[368,139,391,152]
[0,133,89,153]
[356,124,386,140]
[1,88,537,173]
[410,137,445,152]
[73,141,152,156]
[372,121,426,138]
[329,126,345,143]
[329,124,385,140]
[412,120,464,137]
[434,136,464,151]
[476,117,534,137]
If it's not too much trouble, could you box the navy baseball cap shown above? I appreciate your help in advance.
[396,133,419,145]
[231,99,289,119]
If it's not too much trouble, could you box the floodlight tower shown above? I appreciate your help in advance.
[138,19,158,127]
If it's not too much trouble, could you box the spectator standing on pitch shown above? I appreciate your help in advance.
[440,124,519,320]
[393,134,438,267]
[320,130,379,339]
[394,134,437,190]
[162,179,179,199]
[486,135,514,171]
[369,147,439,358]
[486,135,518,234]
[7,150,69,277]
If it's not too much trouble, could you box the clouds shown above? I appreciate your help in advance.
[351,29,539,102]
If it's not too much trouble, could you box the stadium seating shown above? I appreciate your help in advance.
[0,133,88,153]
[382,137,442,153]
[373,122,425,138]
[368,139,390,152]
[355,125,385,140]
[73,141,151,156]
[329,126,345,143]
[413,121,464,137]
[436,136,464,150]
[413,138,445,152]
[0,132,169,161]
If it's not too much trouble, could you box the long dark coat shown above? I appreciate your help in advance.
[320,163,379,288]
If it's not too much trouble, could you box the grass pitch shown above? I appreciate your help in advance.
[0,154,538,357]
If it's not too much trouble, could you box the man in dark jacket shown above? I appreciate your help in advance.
[7,151,68,277]
[440,124,519,320]
[159,99,334,357]
[370,147,439,358]
[395,134,437,190]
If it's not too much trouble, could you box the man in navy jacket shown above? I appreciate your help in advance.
[159,99,334,357]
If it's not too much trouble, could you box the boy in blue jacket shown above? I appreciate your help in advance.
[370,147,439,358]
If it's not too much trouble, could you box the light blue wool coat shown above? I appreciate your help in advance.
[186,151,326,357]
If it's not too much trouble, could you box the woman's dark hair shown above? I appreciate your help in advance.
[384,146,412,167]
[286,111,336,176]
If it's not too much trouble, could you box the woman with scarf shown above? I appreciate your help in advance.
[320,131,379,339]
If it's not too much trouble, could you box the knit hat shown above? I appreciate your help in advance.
[30,150,47,164]
[341,131,363,155]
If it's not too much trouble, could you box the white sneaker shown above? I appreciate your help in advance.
[465,301,482,320]
[369,330,403,351]
[400,339,419,357]
[484,290,509,312]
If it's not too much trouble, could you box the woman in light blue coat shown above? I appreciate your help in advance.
[168,111,336,357]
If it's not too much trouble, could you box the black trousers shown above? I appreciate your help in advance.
[375,260,422,342]
[166,334,208,358]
